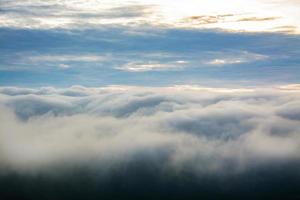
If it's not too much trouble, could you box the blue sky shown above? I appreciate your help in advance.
[0,0,299,87]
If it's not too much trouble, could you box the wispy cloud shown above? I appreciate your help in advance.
[237,17,279,22]
[0,1,158,29]
[0,0,299,33]
[27,54,109,62]
[116,61,186,72]
[205,51,268,66]
[58,63,70,69]
[207,59,243,65]
[24,54,109,70]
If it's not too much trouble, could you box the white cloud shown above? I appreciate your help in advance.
[9,54,111,70]
[28,54,108,62]
[175,60,189,64]
[0,85,300,175]
[278,84,300,91]
[116,61,184,72]
[205,51,268,66]
[207,59,242,65]
[58,64,70,69]
[0,0,299,33]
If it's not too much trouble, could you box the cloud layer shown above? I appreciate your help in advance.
[1,85,300,174]
[1,0,299,33]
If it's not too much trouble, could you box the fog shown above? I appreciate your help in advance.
[0,85,299,173]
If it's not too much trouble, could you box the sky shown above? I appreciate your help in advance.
[1,1,300,199]
[0,0,300,87]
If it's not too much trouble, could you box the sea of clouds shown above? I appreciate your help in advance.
[1,85,300,175]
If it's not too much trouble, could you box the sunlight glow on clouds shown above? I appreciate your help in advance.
[0,0,299,33]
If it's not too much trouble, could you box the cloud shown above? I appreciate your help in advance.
[58,64,70,69]
[116,61,185,72]
[1,85,300,198]
[277,101,300,121]
[0,85,300,174]
[182,15,279,27]
[27,54,108,62]
[272,26,298,34]
[182,14,234,25]
[237,17,279,22]
[0,1,158,29]
[205,51,268,66]
[161,0,300,34]
[278,84,300,91]
[4,54,110,70]
[206,59,243,65]
[0,0,299,34]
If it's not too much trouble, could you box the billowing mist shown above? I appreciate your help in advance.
[1,85,300,199]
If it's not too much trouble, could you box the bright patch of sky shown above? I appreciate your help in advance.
[1,0,300,33]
